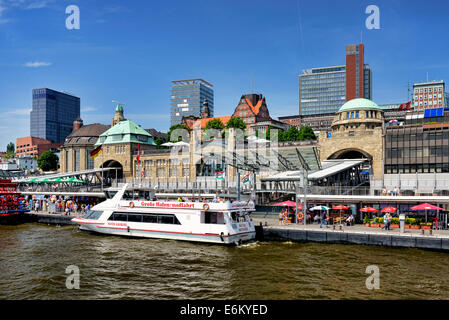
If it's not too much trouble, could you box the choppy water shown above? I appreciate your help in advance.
[1,223,449,299]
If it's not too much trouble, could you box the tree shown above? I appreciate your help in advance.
[6,142,14,153]
[155,137,167,149]
[37,151,59,171]
[225,117,246,131]
[167,124,190,142]
[225,117,246,140]
[205,118,225,131]
[298,126,317,140]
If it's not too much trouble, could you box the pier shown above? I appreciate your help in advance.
[24,212,80,225]
[253,217,449,252]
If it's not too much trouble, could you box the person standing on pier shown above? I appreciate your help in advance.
[320,211,329,228]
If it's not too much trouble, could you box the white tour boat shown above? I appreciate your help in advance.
[71,184,256,245]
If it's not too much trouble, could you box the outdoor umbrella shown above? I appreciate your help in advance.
[411,203,444,223]
[172,141,190,147]
[360,207,378,213]
[161,142,175,147]
[332,205,349,225]
[381,206,397,213]
[310,205,331,211]
[272,201,303,209]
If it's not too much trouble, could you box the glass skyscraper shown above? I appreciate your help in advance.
[30,88,80,143]
[299,43,372,116]
[170,79,214,126]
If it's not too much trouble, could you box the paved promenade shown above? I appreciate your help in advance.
[253,217,449,252]
[253,217,449,238]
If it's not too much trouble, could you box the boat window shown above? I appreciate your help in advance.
[142,214,158,223]
[109,213,127,221]
[201,211,225,224]
[85,210,103,220]
[108,212,181,224]
[127,214,143,222]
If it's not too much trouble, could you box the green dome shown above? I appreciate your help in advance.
[338,98,381,112]
[115,104,124,112]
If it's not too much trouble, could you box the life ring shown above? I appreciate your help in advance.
[297,212,304,220]
[203,203,210,211]
[129,201,135,208]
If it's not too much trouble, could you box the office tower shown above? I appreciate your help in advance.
[298,43,372,116]
[30,88,80,142]
[170,79,214,126]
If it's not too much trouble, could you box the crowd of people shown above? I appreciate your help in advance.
[381,186,400,196]
[25,196,100,217]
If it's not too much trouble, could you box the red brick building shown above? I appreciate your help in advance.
[182,94,286,134]
[15,136,62,158]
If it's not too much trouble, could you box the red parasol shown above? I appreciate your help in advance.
[360,207,378,213]
[381,206,397,213]
[273,201,303,209]
[332,205,349,210]
[411,203,444,223]
[410,203,444,211]
[332,204,349,225]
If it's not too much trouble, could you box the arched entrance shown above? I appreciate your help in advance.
[328,148,372,160]
[101,160,124,181]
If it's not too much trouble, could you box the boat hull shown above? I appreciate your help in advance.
[0,211,30,225]
[76,221,256,245]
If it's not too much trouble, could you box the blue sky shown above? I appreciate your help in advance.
[1,0,449,149]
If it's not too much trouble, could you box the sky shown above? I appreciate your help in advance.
[1,0,449,149]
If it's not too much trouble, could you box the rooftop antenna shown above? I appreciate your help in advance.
[407,82,411,101]
[361,30,363,44]
[426,72,429,82]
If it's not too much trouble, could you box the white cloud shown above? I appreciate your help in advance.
[81,106,97,112]
[24,61,51,67]
[24,1,48,10]
[6,108,31,115]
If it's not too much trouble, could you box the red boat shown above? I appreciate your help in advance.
[0,179,30,225]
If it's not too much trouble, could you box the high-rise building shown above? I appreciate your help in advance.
[298,43,372,116]
[412,81,448,110]
[30,88,80,143]
[170,79,214,126]
[345,44,371,101]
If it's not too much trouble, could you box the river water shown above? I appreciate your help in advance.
[1,223,449,300]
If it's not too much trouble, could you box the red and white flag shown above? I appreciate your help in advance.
[398,101,411,111]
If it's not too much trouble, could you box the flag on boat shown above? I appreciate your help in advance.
[89,146,102,159]
[242,172,250,184]
[215,171,225,180]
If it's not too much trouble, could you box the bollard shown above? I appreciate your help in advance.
[421,229,425,235]
[333,224,336,230]
[339,225,342,231]
[430,229,433,236]
[260,222,262,227]
[265,221,268,227]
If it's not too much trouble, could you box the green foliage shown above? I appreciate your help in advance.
[363,214,370,224]
[225,117,246,131]
[6,142,14,153]
[167,124,190,142]
[390,217,399,225]
[37,151,58,171]
[154,137,168,149]
[4,151,15,159]
[265,125,316,142]
[205,118,225,131]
